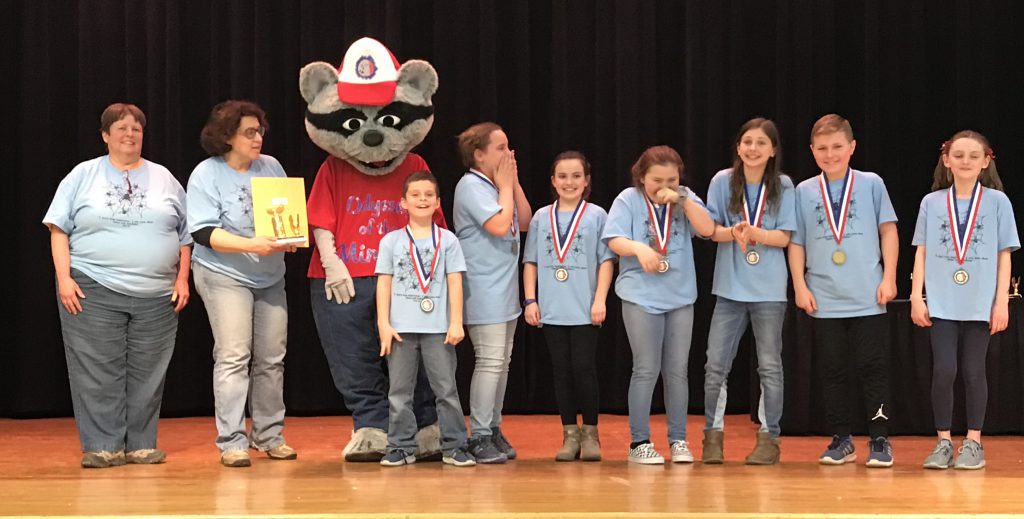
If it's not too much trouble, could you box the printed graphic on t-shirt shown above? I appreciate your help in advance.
[104,179,146,217]
[811,198,864,243]
[230,184,255,231]
[936,213,990,262]
[393,243,439,302]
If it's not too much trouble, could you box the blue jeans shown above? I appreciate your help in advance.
[310,277,437,431]
[58,269,178,452]
[703,297,786,437]
[193,264,288,453]
[386,333,467,453]
[467,320,517,438]
[621,301,693,444]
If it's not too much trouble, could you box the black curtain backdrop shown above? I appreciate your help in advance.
[6,1,1024,435]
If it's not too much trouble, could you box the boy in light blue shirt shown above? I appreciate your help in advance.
[376,171,475,467]
[788,114,898,468]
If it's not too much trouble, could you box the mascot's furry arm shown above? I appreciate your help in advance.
[312,228,355,304]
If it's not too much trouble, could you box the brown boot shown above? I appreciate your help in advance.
[579,424,602,461]
[555,425,581,461]
[745,431,780,465]
[702,429,724,464]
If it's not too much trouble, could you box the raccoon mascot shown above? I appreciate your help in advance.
[301,37,444,462]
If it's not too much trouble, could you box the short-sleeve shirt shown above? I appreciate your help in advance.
[376,227,467,334]
[523,202,616,325]
[601,186,707,314]
[305,154,446,279]
[912,187,1020,322]
[791,169,898,318]
[186,155,286,288]
[453,170,522,325]
[42,155,190,298]
[706,169,797,303]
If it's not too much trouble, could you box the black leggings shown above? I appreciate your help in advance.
[542,324,600,425]
[930,319,990,431]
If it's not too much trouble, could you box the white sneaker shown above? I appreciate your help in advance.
[628,442,665,465]
[671,441,694,463]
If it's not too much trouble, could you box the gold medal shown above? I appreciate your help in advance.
[745,249,760,265]
[831,249,846,265]
[953,269,969,285]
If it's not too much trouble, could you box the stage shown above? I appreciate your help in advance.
[1,415,1021,518]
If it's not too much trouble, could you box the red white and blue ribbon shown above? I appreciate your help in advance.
[742,181,767,241]
[644,195,672,256]
[947,182,983,266]
[406,223,442,293]
[818,168,855,246]
[550,199,588,263]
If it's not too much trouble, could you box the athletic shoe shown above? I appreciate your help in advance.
[670,440,694,463]
[491,427,517,460]
[266,444,297,460]
[922,439,954,470]
[221,450,251,468]
[125,449,166,464]
[442,447,477,467]
[953,439,985,470]
[379,448,416,467]
[468,436,507,464]
[866,436,894,468]
[819,435,856,465]
[628,442,665,465]
[81,450,126,468]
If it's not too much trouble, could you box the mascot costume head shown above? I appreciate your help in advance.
[301,37,442,462]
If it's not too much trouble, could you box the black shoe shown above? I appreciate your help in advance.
[491,427,517,460]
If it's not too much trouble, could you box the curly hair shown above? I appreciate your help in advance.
[199,100,268,156]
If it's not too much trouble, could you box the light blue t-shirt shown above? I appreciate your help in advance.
[523,202,616,325]
[707,169,797,303]
[186,155,287,289]
[792,170,898,318]
[912,187,1019,322]
[602,186,707,314]
[42,156,190,298]
[376,227,467,334]
[453,171,522,325]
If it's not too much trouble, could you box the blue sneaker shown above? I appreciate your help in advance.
[866,436,894,468]
[379,448,415,467]
[468,436,507,464]
[819,435,856,465]
[491,427,517,460]
[442,446,477,467]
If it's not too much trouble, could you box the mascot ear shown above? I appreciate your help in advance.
[396,60,439,106]
[299,62,339,105]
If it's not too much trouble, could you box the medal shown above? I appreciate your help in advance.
[550,199,588,283]
[947,182,983,287]
[406,224,442,312]
[644,194,672,274]
[745,250,760,265]
[469,169,519,256]
[819,168,855,267]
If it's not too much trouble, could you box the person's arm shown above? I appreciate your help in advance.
[608,237,661,273]
[483,153,519,237]
[990,249,1012,335]
[710,223,737,243]
[680,197,716,238]
[376,275,401,356]
[788,243,817,314]
[744,227,791,248]
[909,245,931,327]
[877,221,899,305]
[445,273,466,345]
[208,228,294,256]
[591,260,614,326]
[49,225,84,315]
[172,245,191,312]
[523,263,540,326]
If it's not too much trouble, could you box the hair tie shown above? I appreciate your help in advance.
[940,140,952,153]
[986,148,996,160]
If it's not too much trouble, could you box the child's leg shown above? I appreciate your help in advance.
[568,325,600,426]
[748,301,787,438]
[850,314,891,438]
[621,301,666,443]
[385,334,422,453]
[703,297,751,431]
[960,321,991,435]
[929,319,960,435]
[661,305,694,444]
[467,320,516,437]
[490,319,517,430]
[542,325,579,425]
[419,333,468,452]
[813,318,853,436]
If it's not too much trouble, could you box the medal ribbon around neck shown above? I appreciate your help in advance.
[406,224,442,294]
[469,169,517,237]
[947,182,983,266]
[644,195,672,256]
[817,168,855,246]
[550,199,588,264]
[742,181,767,238]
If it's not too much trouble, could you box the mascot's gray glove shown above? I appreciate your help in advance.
[313,228,355,304]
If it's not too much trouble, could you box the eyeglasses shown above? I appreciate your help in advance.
[238,126,266,139]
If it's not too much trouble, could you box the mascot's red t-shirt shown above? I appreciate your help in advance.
[306,153,447,279]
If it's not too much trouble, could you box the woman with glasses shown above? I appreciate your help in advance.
[43,103,192,468]
[187,100,298,467]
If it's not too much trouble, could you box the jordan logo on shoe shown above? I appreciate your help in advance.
[871,404,888,421]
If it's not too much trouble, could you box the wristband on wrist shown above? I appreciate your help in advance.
[523,298,538,307]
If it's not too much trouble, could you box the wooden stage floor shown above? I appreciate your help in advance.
[2,414,1022,518]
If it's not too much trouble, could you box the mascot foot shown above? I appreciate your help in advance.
[342,428,387,462]
[415,423,443,462]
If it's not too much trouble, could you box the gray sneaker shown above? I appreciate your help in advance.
[922,439,954,470]
[126,448,166,464]
[954,439,985,470]
[468,436,507,464]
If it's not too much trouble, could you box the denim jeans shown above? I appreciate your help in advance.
[703,297,786,437]
[194,264,288,453]
[310,277,437,431]
[467,320,517,438]
[621,301,693,444]
[58,269,178,452]
[386,333,467,453]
